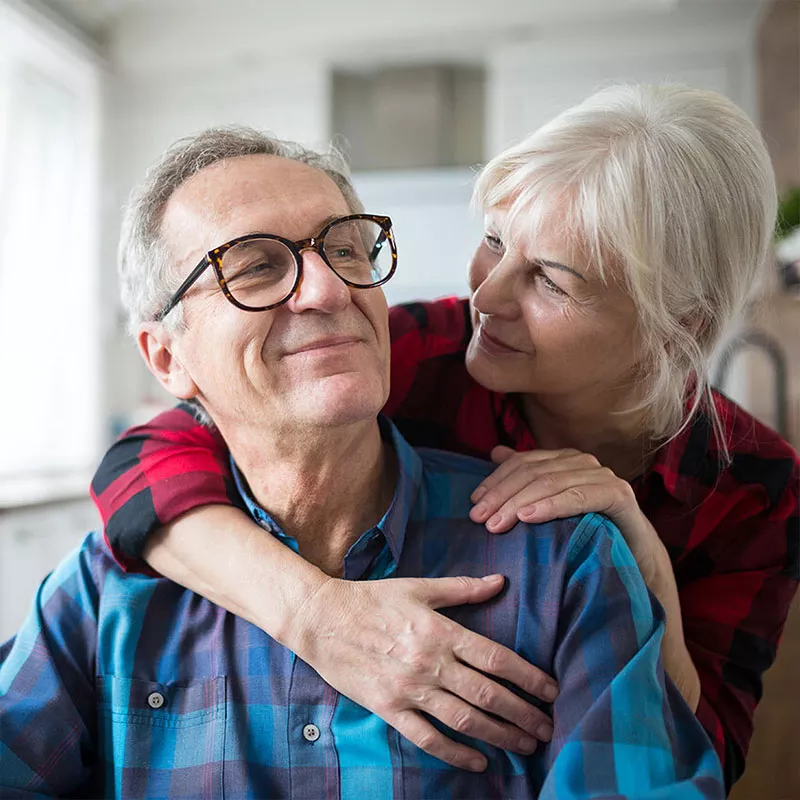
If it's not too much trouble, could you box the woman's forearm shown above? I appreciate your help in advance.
[138,504,560,770]
[646,545,701,711]
[142,505,328,646]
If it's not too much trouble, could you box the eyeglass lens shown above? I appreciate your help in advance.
[219,218,392,309]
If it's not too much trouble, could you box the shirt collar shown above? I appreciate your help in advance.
[229,415,423,571]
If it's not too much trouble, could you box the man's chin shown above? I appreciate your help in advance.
[290,372,388,426]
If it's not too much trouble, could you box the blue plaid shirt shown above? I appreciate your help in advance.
[0,419,723,799]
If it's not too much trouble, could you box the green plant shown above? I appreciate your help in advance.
[776,187,800,240]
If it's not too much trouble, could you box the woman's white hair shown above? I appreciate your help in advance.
[118,125,363,334]
[474,83,778,460]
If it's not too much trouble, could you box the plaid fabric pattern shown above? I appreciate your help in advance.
[5,421,723,798]
[90,297,799,791]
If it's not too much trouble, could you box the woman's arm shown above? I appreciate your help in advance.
[92,403,558,771]
[141,506,557,770]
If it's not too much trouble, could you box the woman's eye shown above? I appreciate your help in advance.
[484,234,504,254]
[535,270,567,297]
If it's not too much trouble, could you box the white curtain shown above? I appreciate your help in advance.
[0,3,101,483]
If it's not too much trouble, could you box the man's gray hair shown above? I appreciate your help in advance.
[118,126,363,334]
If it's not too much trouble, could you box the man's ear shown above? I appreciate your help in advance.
[137,323,198,400]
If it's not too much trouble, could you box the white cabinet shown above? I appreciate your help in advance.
[0,499,100,642]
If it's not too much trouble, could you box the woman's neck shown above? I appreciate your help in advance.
[521,392,657,481]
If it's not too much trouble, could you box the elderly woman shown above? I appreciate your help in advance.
[94,84,798,792]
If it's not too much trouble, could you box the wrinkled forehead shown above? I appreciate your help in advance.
[161,154,351,266]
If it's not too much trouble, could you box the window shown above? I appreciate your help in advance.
[0,3,102,503]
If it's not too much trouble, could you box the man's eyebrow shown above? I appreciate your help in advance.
[535,258,587,282]
[238,214,344,240]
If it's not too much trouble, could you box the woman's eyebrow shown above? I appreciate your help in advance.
[535,258,587,282]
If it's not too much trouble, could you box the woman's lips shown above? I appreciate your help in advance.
[476,326,529,356]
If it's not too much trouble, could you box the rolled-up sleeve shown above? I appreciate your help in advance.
[541,513,725,799]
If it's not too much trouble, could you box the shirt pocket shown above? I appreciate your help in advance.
[97,675,227,799]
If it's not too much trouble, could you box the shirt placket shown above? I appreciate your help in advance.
[287,654,341,800]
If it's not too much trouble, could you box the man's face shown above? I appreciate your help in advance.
[154,154,391,435]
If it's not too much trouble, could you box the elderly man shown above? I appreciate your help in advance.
[0,128,723,799]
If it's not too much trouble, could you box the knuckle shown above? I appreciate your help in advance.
[483,646,507,674]
[539,473,561,492]
[474,681,498,709]
[582,453,601,468]
[453,574,477,593]
[450,709,475,735]
[407,649,432,674]
[415,730,438,753]
[566,486,587,505]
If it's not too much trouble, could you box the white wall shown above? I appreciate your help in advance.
[102,0,765,430]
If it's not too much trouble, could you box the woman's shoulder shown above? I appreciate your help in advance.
[655,389,799,517]
[388,296,472,357]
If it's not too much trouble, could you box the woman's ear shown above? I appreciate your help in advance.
[137,323,198,400]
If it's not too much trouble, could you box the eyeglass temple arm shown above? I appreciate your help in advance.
[155,257,212,321]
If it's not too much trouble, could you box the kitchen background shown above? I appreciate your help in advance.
[0,1,798,796]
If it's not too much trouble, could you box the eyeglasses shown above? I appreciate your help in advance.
[155,213,397,321]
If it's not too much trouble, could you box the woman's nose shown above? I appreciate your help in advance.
[288,249,350,313]
[471,257,519,319]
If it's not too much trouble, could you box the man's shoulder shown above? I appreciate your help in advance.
[414,445,626,557]
[54,529,159,600]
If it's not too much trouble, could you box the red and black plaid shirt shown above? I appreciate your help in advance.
[92,297,799,792]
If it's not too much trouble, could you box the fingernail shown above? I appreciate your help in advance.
[519,736,537,753]
[487,513,504,529]
[519,504,537,519]
[481,574,503,583]
[469,758,487,772]
[472,502,489,521]
[537,723,553,742]
[472,486,487,502]
[542,682,558,702]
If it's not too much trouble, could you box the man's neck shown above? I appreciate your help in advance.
[226,419,397,577]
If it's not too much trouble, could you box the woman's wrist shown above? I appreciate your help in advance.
[271,563,333,652]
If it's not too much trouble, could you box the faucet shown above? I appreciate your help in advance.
[713,330,789,439]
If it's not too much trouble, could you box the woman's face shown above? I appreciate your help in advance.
[465,205,643,409]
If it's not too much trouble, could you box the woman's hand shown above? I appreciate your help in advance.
[470,447,665,583]
[469,447,701,710]
[288,574,558,773]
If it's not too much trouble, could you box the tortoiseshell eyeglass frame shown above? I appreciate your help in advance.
[154,213,397,322]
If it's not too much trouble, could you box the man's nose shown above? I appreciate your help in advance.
[471,257,520,319]
[287,248,351,313]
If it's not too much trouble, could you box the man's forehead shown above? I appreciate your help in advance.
[161,153,349,265]
[172,154,345,220]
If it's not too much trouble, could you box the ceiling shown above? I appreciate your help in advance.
[40,0,143,34]
[41,0,687,39]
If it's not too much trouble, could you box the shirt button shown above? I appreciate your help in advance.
[302,723,320,742]
[147,691,165,709]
